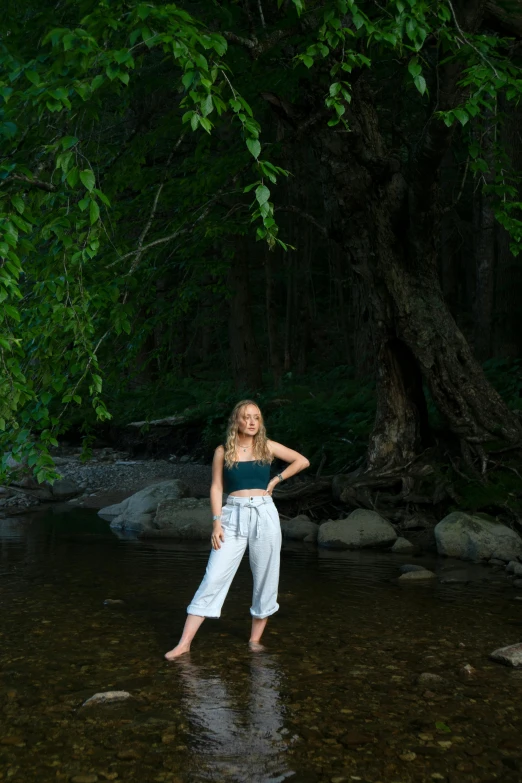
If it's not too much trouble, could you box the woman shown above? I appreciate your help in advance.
[165,399,310,659]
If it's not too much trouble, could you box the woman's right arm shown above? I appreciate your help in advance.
[210,446,225,549]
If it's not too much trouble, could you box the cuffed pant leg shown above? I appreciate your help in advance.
[249,505,282,619]
[187,533,247,618]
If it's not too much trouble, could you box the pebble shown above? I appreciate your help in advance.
[399,564,427,573]
[399,751,416,761]
[417,672,446,690]
[103,599,125,606]
[71,776,98,783]
[339,731,373,746]
[82,691,131,707]
[117,749,140,760]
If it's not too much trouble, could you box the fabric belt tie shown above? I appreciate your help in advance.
[230,497,268,539]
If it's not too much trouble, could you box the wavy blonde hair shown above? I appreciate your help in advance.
[223,400,273,468]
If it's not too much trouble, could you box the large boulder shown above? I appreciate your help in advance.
[281,515,319,541]
[434,512,522,562]
[140,498,211,539]
[318,509,397,550]
[98,480,190,521]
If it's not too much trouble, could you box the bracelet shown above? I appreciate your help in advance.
[212,514,221,521]
[276,473,284,483]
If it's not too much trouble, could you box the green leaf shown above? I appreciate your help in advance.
[182,71,194,89]
[4,304,20,322]
[408,58,422,79]
[89,199,100,225]
[10,195,24,214]
[201,94,213,117]
[301,55,314,68]
[247,138,261,159]
[191,113,200,131]
[25,70,41,86]
[61,136,78,150]
[453,108,469,126]
[80,170,95,191]
[435,722,451,733]
[255,184,270,206]
[414,74,427,95]
[66,167,79,188]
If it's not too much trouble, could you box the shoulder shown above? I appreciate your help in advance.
[267,439,279,457]
[214,444,225,459]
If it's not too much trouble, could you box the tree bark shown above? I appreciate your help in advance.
[473,119,496,360]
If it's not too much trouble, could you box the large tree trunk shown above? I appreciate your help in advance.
[310,2,522,472]
[472,120,496,360]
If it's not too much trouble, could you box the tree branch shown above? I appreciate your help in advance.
[9,174,57,193]
[224,27,298,59]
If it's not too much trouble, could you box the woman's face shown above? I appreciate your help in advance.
[237,404,261,437]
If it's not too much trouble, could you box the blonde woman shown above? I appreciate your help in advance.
[165,400,309,659]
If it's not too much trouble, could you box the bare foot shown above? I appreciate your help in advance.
[164,643,191,660]
[248,641,266,652]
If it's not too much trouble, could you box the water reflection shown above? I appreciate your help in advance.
[175,653,294,782]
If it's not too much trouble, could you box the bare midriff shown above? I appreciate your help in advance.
[227,489,268,497]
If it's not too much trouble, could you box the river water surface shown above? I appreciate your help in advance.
[1,508,522,783]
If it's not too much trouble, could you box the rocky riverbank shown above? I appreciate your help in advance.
[0,447,212,516]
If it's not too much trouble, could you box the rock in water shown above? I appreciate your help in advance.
[82,691,131,707]
[51,478,81,500]
[489,643,522,667]
[398,570,436,582]
[434,512,522,562]
[391,536,415,553]
[318,509,397,550]
[140,497,211,539]
[98,479,190,524]
[281,515,319,541]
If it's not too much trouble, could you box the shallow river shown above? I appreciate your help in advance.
[1,508,522,783]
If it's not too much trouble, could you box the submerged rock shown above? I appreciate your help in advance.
[391,536,415,553]
[490,643,522,667]
[434,512,522,562]
[417,672,447,691]
[82,690,131,707]
[399,564,427,573]
[318,509,397,550]
[281,515,318,541]
[398,569,436,582]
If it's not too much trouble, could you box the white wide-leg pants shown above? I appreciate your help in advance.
[187,495,282,619]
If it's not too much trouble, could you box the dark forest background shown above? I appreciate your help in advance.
[3,0,522,521]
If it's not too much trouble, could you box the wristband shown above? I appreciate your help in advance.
[276,473,284,483]
[212,514,221,521]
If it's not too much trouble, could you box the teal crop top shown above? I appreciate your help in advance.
[223,460,271,493]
